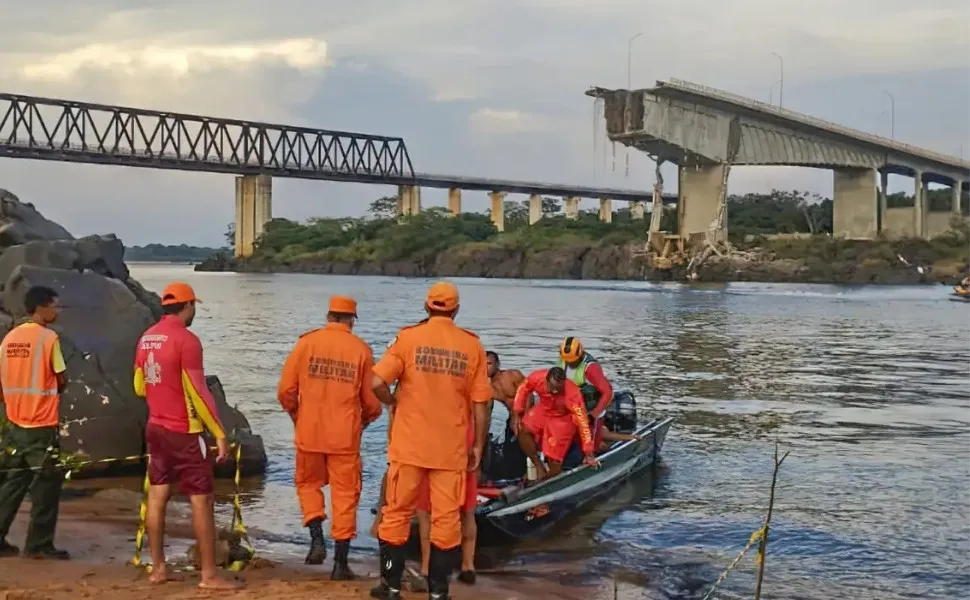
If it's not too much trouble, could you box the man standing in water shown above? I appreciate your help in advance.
[277,295,382,579]
[370,281,492,600]
[0,286,69,560]
[133,282,239,590]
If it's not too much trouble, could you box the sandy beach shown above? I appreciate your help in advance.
[0,486,620,600]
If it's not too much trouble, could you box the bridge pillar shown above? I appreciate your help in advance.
[926,180,969,238]
[564,196,580,220]
[234,174,272,258]
[630,201,645,220]
[490,191,507,232]
[832,167,878,239]
[397,185,421,217]
[447,187,462,216]
[878,170,889,233]
[914,172,925,238]
[678,164,726,242]
[528,194,542,225]
[599,198,612,223]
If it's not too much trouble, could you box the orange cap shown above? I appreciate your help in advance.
[425,281,459,312]
[160,282,201,306]
[328,295,357,316]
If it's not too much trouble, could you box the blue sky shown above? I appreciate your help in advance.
[0,1,967,246]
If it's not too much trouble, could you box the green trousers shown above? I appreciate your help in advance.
[0,424,63,552]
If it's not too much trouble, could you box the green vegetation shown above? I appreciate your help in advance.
[125,244,222,263]
[241,189,967,271]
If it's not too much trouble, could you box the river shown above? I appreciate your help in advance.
[127,263,970,600]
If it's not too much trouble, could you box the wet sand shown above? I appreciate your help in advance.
[0,488,623,600]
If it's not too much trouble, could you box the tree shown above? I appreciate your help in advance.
[368,196,398,220]
[224,222,235,250]
[541,197,561,215]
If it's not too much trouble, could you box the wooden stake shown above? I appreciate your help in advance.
[754,443,789,600]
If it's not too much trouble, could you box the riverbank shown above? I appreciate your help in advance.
[196,236,969,285]
[0,482,618,600]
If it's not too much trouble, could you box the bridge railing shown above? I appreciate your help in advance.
[0,93,416,181]
[665,79,970,171]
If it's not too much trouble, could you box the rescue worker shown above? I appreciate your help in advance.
[511,367,599,481]
[0,286,69,560]
[133,282,240,590]
[370,281,492,600]
[558,336,613,450]
[277,295,382,579]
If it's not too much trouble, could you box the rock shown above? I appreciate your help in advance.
[0,191,266,478]
[0,189,75,244]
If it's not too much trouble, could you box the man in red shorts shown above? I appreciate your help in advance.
[414,422,479,585]
[133,282,240,590]
[511,367,599,481]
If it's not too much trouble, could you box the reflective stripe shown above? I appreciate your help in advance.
[0,326,57,396]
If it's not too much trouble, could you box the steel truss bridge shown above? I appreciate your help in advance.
[0,93,671,204]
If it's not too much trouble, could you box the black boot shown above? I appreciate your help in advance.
[0,540,19,558]
[369,541,405,600]
[304,518,327,565]
[427,544,460,600]
[330,539,356,580]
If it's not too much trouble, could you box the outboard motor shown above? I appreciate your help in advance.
[605,391,637,434]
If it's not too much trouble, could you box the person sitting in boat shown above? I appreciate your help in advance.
[558,336,614,451]
[511,367,600,481]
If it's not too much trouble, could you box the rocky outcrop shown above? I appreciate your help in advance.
[196,237,962,285]
[0,189,266,477]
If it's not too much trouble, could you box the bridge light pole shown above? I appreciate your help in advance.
[770,52,784,108]
[883,90,895,142]
[628,32,643,88]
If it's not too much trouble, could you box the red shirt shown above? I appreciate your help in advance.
[133,315,225,439]
[513,369,595,455]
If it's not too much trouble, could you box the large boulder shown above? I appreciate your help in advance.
[0,189,266,477]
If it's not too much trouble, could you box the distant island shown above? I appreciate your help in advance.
[125,243,223,263]
[194,190,969,284]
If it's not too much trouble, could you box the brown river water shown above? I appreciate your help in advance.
[119,264,970,599]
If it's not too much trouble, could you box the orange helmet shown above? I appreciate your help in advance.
[559,336,584,363]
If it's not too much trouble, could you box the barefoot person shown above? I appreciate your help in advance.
[0,286,69,560]
[277,295,382,579]
[133,282,239,590]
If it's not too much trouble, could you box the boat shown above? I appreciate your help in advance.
[472,413,673,545]
[397,391,673,548]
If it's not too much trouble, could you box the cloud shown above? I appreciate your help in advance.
[0,0,967,246]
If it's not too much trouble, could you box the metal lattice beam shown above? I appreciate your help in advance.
[0,93,415,183]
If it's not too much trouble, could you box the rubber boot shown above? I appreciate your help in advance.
[330,539,356,581]
[304,518,327,565]
[369,541,405,600]
[427,544,460,600]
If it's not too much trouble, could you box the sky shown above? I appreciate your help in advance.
[0,1,968,247]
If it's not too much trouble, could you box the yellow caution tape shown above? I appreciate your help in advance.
[700,524,769,600]
[128,462,152,572]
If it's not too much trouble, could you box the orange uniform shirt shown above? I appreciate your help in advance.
[374,316,492,471]
[277,322,383,454]
[0,323,66,428]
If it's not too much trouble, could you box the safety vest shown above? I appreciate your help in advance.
[558,353,600,412]
[0,323,60,428]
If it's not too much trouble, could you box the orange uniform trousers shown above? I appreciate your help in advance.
[295,450,362,541]
[377,461,465,550]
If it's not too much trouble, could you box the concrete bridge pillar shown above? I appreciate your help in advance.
[564,196,580,220]
[914,172,925,238]
[678,164,726,241]
[528,194,542,225]
[397,185,421,217]
[490,191,507,232]
[234,174,272,258]
[832,167,878,239]
[926,179,969,238]
[630,201,645,220]
[447,187,461,216]
[878,170,889,233]
[599,198,612,223]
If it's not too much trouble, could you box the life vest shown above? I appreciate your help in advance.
[0,323,60,428]
[558,352,601,412]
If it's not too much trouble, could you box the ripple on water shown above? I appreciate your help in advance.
[128,267,970,599]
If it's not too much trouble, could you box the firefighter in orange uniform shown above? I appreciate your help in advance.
[0,286,69,560]
[370,281,492,600]
[277,295,382,580]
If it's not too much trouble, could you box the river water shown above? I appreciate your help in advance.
[128,264,970,599]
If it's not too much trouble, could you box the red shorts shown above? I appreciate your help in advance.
[146,424,214,496]
[416,470,478,513]
[522,408,577,463]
